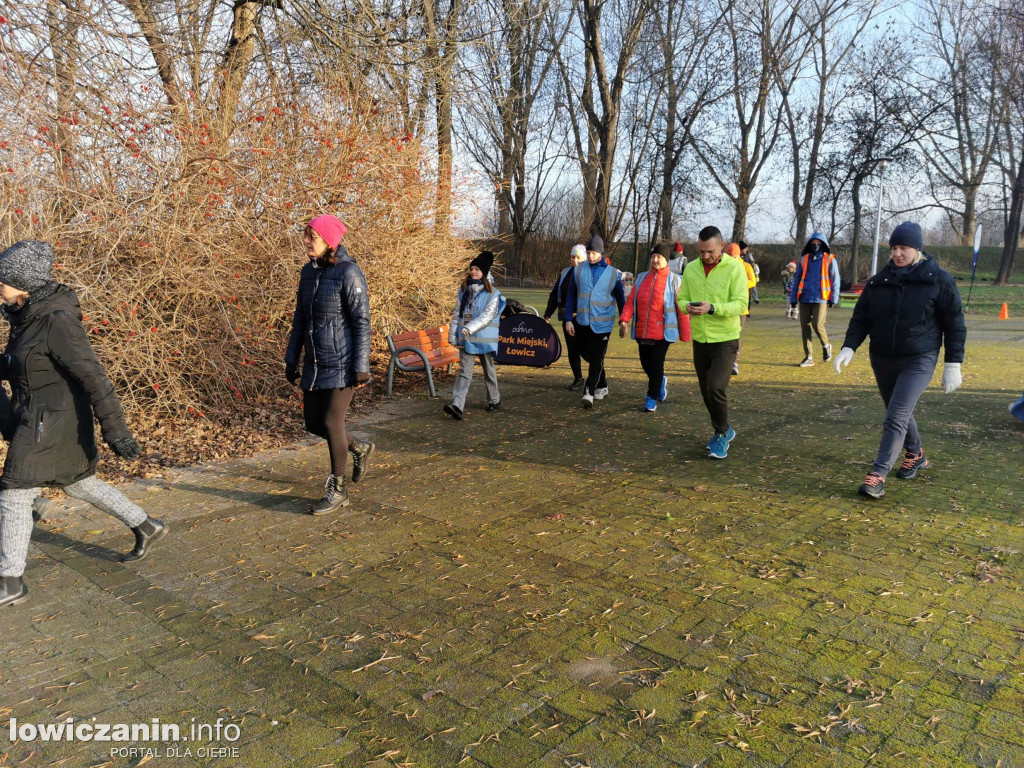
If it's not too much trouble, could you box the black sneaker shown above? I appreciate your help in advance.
[350,439,375,483]
[894,451,930,480]
[823,343,833,362]
[312,475,350,515]
[443,403,464,420]
[486,401,502,412]
[567,378,585,390]
[858,472,885,498]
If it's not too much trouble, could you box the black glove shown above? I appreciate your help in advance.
[286,364,299,385]
[827,301,835,308]
[789,303,797,309]
[109,436,142,460]
[355,371,371,387]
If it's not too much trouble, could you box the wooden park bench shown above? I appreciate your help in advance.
[839,283,865,308]
[385,325,460,397]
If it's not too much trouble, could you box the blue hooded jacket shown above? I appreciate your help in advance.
[790,232,842,305]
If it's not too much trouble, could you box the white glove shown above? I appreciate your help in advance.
[833,347,855,374]
[942,362,962,394]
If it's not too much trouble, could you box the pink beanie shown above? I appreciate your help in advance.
[308,215,348,249]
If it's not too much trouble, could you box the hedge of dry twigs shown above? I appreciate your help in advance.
[1,76,471,439]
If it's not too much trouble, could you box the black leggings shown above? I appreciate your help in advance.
[637,340,670,398]
[303,387,355,477]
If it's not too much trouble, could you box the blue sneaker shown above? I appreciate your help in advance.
[706,426,736,452]
[658,376,668,402]
[643,396,657,412]
[707,433,729,459]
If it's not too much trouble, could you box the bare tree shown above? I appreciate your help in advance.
[646,0,730,243]
[995,0,1023,284]
[776,0,879,253]
[813,36,930,280]
[458,0,566,276]
[912,0,1003,246]
[693,0,806,240]
[559,0,656,242]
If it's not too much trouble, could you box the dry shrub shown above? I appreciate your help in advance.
[0,60,468,431]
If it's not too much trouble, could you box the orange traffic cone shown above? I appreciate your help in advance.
[999,303,1009,320]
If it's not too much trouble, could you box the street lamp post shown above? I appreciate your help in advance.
[869,157,892,276]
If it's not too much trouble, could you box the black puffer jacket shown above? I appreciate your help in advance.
[284,247,371,390]
[0,283,132,489]
[842,254,965,363]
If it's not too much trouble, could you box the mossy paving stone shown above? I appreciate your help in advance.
[4,311,1024,766]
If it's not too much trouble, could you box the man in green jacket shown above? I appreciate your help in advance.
[677,226,748,459]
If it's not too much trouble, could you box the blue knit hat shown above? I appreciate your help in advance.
[889,222,923,251]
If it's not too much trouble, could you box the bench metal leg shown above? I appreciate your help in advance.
[386,355,397,396]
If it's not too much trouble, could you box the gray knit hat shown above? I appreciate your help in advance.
[0,240,54,292]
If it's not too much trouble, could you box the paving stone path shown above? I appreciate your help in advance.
[2,310,1023,768]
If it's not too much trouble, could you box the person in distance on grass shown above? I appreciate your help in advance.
[564,234,626,409]
[781,261,798,319]
[285,215,374,516]
[619,243,691,413]
[833,222,966,499]
[444,251,506,421]
[543,244,586,390]
[790,232,842,367]
[0,241,167,609]
[676,227,748,459]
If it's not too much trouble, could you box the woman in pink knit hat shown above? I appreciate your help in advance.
[285,215,375,515]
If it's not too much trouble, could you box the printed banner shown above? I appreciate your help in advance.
[496,313,562,366]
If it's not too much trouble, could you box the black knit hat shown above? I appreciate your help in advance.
[586,234,605,255]
[651,242,673,259]
[0,240,54,292]
[889,222,923,251]
[469,250,495,278]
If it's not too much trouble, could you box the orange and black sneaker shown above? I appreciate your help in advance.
[858,472,885,499]
[895,451,930,480]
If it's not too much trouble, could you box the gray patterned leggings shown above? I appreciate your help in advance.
[0,476,148,577]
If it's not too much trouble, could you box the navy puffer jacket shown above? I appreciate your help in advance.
[842,254,965,363]
[285,247,371,390]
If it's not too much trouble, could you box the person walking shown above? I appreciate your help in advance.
[565,235,626,408]
[444,251,506,420]
[0,241,167,608]
[781,261,798,319]
[676,227,748,459]
[790,232,842,367]
[833,222,966,498]
[739,241,759,305]
[618,244,691,412]
[285,215,374,516]
[725,243,756,376]
[544,244,586,389]
[668,243,687,275]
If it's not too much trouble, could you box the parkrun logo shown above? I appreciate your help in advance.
[8,717,242,760]
[510,322,533,334]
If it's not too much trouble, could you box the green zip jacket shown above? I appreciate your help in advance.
[675,256,748,343]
